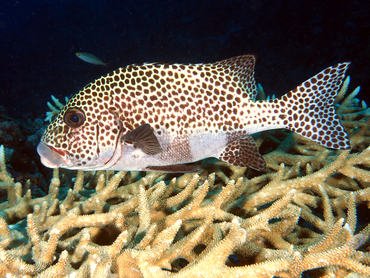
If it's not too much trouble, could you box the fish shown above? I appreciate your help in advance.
[75,52,108,67]
[37,54,351,172]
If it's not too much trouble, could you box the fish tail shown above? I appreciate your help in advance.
[278,62,351,149]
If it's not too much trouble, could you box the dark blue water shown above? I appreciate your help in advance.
[0,0,369,188]
[1,0,369,119]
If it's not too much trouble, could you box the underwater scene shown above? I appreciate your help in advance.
[1,0,370,277]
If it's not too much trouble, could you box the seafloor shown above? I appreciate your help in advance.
[0,78,370,277]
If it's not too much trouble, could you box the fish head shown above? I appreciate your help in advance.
[37,88,124,170]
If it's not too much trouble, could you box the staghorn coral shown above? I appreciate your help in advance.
[44,95,69,123]
[0,79,369,277]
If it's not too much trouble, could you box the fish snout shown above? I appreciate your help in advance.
[37,142,67,168]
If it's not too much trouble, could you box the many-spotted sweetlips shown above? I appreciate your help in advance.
[37,55,351,172]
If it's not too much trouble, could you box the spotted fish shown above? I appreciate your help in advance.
[37,55,351,172]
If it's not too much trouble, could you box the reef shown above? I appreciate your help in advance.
[0,77,370,277]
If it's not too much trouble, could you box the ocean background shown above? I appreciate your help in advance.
[0,0,369,187]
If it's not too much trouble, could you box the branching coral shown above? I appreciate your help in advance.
[44,95,69,122]
[0,78,369,277]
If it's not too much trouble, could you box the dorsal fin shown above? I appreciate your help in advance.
[211,54,258,100]
[218,136,266,171]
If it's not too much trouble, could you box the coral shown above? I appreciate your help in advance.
[44,95,69,122]
[0,110,46,191]
[0,78,369,277]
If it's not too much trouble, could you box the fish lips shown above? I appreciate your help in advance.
[37,142,68,168]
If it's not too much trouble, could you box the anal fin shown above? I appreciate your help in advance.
[145,162,200,173]
[218,136,266,171]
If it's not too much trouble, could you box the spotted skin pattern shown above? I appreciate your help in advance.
[38,55,351,172]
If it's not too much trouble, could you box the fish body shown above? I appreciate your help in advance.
[75,52,108,67]
[37,55,351,172]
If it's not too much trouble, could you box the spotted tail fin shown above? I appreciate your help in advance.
[278,62,351,149]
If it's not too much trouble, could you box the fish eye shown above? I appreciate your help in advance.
[64,108,85,128]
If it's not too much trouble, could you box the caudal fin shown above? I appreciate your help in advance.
[279,62,351,150]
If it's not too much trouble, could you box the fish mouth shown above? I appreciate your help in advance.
[37,142,68,168]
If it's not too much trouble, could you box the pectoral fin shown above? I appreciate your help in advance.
[219,136,266,171]
[123,123,163,155]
